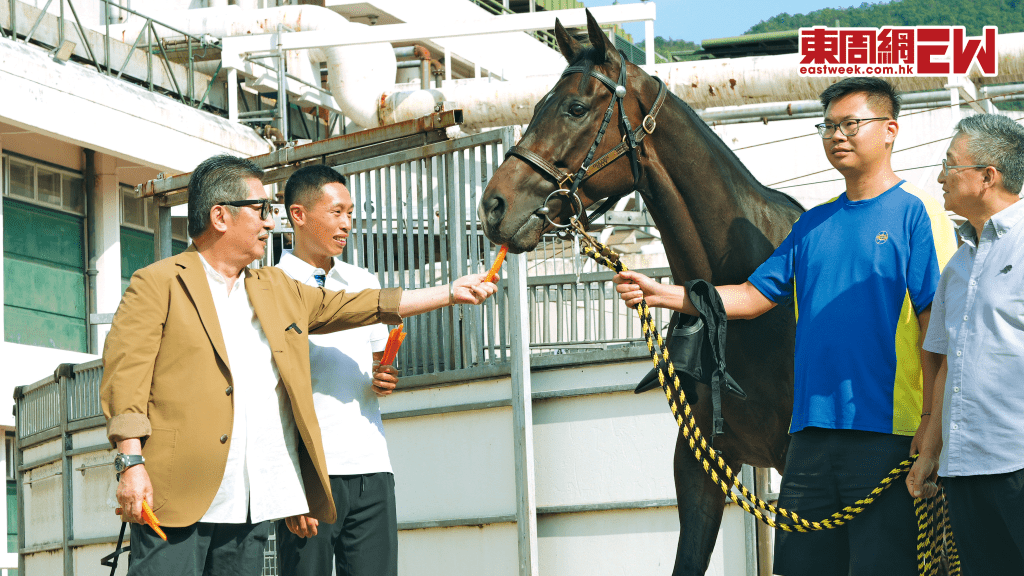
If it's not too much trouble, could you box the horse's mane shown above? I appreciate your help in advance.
[667,91,806,213]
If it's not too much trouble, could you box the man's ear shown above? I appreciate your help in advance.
[209,205,230,233]
[886,119,899,144]
[289,204,306,227]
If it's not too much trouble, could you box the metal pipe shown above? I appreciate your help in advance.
[378,33,1024,129]
[276,24,288,141]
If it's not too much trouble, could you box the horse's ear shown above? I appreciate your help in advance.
[585,8,615,64]
[554,18,582,63]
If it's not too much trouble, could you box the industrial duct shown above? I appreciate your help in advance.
[381,32,1024,129]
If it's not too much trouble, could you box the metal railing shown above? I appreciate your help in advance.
[2,0,221,110]
[333,127,668,376]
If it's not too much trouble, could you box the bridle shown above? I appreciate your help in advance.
[504,49,668,236]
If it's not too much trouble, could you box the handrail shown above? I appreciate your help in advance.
[6,0,219,111]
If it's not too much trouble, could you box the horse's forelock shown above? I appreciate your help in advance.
[571,46,603,92]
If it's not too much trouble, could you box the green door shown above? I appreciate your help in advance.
[120,227,188,292]
[3,198,87,352]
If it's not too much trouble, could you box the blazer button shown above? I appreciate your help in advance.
[225,386,233,395]
[220,435,228,444]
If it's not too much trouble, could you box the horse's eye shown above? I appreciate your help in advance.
[568,102,587,117]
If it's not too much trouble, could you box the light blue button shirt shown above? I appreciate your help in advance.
[923,199,1024,477]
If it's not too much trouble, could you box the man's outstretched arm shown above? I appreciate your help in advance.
[613,271,776,320]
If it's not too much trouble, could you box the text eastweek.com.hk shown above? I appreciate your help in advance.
[798,26,998,77]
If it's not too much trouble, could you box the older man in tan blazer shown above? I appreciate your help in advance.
[101,154,497,576]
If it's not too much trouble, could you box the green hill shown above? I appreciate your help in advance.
[745,0,1024,36]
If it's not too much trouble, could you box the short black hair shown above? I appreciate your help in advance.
[187,154,264,238]
[284,165,348,225]
[819,77,902,119]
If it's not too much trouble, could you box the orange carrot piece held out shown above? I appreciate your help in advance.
[484,245,508,283]
[381,325,404,365]
[141,501,168,541]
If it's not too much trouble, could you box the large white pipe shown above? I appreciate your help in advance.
[111,5,396,129]
[381,32,1024,129]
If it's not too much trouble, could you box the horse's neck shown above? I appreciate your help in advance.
[640,99,783,285]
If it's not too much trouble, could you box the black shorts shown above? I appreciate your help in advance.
[773,428,918,576]
[943,468,1024,576]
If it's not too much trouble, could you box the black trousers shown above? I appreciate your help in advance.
[127,520,269,576]
[943,468,1024,576]
[773,428,918,576]
[277,472,398,576]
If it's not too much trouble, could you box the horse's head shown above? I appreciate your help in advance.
[479,9,658,253]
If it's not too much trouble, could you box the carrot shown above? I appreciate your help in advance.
[141,501,167,541]
[484,245,508,283]
[381,325,404,365]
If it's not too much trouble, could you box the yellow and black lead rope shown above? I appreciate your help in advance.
[569,221,959,575]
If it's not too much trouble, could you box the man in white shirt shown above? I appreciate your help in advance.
[906,113,1024,575]
[274,165,402,576]
[102,155,497,576]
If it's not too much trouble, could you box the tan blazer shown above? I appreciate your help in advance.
[101,247,402,527]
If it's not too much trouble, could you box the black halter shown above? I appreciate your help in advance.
[505,50,668,233]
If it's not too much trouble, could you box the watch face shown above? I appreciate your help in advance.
[114,455,126,473]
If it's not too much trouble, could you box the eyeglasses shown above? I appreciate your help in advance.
[941,159,1001,177]
[815,117,889,139]
[216,198,272,220]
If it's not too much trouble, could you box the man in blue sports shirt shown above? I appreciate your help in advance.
[614,77,956,575]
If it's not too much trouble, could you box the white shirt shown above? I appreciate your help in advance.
[923,199,1024,477]
[197,254,308,523]
[275,250,393,475]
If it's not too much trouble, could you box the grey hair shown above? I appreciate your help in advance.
[954,114,1024,195]
[187,154,265,238]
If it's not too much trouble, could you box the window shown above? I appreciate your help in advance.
[120,185,187,240]
[1,154,85,215]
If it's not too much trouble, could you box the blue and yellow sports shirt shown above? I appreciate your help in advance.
[748,181,956,436]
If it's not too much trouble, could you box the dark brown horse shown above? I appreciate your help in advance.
[478,11,804,575]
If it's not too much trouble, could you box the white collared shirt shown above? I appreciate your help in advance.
[197,254,308,523]
[275,250,393,475]
[923,199,1024,476]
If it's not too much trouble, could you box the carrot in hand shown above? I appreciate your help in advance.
[381,325,406,366]
[141,501,167,541]
[484,245,508,283]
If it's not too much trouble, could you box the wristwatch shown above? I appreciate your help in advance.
[113,453,145,475]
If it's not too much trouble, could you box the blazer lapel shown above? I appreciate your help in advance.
[176,249,231,370]
[246,274,285,355]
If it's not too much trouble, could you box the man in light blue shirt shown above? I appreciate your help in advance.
[907,113,1024,575]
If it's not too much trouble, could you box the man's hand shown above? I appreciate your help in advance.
[115,464,154,523]
[452,273,498,305]
[285,514,319,538]
[906,452,940,499]
[372,362,398,397]
[613,271,683,310]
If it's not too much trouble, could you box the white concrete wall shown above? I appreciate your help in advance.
[378,355,753,576]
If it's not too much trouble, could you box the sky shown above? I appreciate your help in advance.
[582,0,874,44]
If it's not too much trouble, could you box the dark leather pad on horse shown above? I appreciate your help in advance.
[634,312,746,400]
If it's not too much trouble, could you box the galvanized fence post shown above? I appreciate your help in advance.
[508,249,538,576]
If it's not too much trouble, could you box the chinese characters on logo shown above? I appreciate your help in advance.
[798,26,998,77]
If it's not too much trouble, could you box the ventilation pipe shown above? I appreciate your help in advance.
[380,31,1024,129]
[111,5,396,129]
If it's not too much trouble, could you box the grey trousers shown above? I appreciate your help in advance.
[276,473,398,576]
[127,520,270,576]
